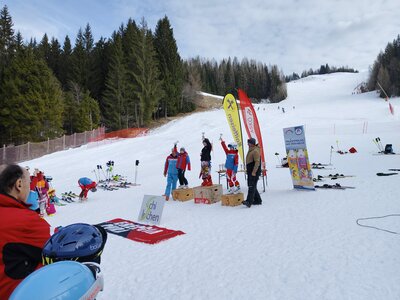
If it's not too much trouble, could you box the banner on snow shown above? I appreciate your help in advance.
[237,89,267,175]
[223,93,245,165]
[97,218,185,244]
[138,195,165,225]
[283,125,315,190]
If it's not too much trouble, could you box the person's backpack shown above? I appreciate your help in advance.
[384,144,394,154]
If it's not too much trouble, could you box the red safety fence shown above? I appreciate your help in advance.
[1,127,148,164]
[90,127,149,141]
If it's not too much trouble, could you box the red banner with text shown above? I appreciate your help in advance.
[97,218,185,244]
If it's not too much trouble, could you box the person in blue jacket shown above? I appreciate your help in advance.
[163,145,178,201]
[78,177,97,201]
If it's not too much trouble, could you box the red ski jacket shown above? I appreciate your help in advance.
[176,151,191,171]
[0,193,50,299]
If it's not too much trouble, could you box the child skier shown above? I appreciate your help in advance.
[200,138,213,186]
[78,177,97,201]
[163,144,178,200]
[177,146,191,188]
[221,139,240,193]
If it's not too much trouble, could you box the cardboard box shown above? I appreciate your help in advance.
[193,184,222,204]
[172,188,194,202]
[221,193,244,206]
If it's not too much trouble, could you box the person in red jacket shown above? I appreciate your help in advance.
[176,146,191,188]
[0,164,51,299]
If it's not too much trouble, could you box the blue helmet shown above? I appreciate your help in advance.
[42,223,107,265]
[10,261,103,300]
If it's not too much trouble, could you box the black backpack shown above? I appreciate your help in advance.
[384,144,394,154]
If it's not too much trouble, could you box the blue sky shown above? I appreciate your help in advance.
[4,0,400,74]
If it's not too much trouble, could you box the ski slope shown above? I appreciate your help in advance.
[24,71,400,300]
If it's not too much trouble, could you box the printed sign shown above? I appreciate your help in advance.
[97,218,185,244]
[283,126,315,190]
[138,195,165,225]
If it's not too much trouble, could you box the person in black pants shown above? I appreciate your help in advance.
[242,138,262,207]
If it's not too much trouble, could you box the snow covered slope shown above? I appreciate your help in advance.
[24,71,400,300]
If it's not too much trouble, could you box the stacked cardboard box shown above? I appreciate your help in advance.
[193,184,223,204]
[172,188,194,202]
[221,193,244,206]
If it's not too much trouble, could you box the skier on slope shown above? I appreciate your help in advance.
[176,146,191,188]
[220,138,240,193]
[78,177,97,201]
[163,144,178,200]
[200,138,213,186]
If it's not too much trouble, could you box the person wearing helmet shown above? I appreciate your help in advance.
[0,164,51,299]
[163,144,179,200]
[10,261,104,300]
[78,177,97,201]
[176,145,191,189]
[42,223,107,265]
[220,139,241,194]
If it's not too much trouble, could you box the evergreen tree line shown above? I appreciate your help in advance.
[184,57,287,103]
[367,35,400,98]
[285,64,358,82]
[0,5,289,145]
[0,5,191,145]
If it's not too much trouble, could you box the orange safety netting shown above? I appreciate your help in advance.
[90,128,148,142]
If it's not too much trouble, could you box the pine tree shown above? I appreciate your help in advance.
[121,19,140,127]
[71,28,87,90]
[48,37,62,79]
[133,19,164,126]
[59,35,73,88]
[0,49,64,144]
[154,16,184,116]
[89,37,109,102]
[102,32,126,130]
[37,33,51,62]
[0,5,15,78]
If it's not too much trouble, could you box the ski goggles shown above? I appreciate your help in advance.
[42,249,103,265]
[80,262,104,300]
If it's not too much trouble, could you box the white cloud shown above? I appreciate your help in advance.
[4,0,400,74]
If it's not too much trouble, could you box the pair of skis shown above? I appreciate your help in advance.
[61,191,79,203]
[315,183,355,190]
[313,174,355,182]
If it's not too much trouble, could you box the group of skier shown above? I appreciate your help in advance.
[163,136,263,203]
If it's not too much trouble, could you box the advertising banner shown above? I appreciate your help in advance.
[138,195,165,225]
[237,89,267,175]
[97,218,185,244]
[223,93,245,164]
[283,126,315,190]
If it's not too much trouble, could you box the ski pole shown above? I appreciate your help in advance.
[92,170,99,182]
[274,152,281,164]
[372,139,381,151]
[134,160,139,185]
[329,146,334,165]
[99,165,107,181]
[376,137,384,152]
